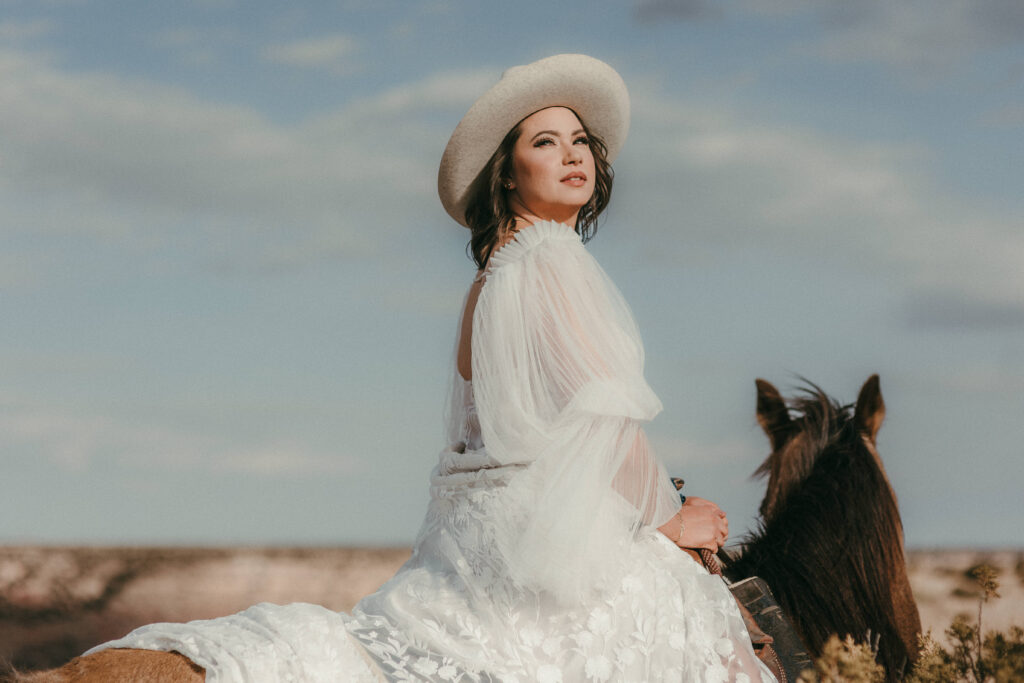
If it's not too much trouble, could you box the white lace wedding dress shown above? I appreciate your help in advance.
[89,221,776,683]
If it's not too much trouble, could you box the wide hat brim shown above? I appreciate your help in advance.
[438,53,630,228]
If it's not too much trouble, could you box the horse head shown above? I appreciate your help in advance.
[736,375,921,681]
[755,375,888,523]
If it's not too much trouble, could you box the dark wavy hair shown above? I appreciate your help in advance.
[464,114,613,270]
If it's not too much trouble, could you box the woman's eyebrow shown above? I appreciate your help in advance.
[529,128,586,141]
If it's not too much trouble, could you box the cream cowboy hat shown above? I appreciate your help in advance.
[437,53,630,227]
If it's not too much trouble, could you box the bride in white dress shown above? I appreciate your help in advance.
[85,54,777,683]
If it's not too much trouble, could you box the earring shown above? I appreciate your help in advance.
[504,181,514,190]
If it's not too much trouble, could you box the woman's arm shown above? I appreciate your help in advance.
[613,429,728,550]
[470,223,688,599]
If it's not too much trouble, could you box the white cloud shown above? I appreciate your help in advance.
[262,33,358,71]
[905,362,1024,396]
[0,48,493,268]
[981,102,1024,128]
[635,0,721,21]
[784,0,1024,77]
[3,45,1018,324]
[617,87,1024,323]
[0,18,54,41]
[0,250,51,288]
[905,291,1024,329]
[151,26,234,47]
[642,0,1024,77]
[0,394,361,476]
[150,26,241,66]
[809,3,988,73]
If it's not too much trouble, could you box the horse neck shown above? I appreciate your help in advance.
[730,438,915,681]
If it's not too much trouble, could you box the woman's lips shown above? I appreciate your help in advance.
[561,172,587,187]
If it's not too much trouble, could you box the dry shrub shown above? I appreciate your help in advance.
[797,634,884,682]
[802,563,1024,682]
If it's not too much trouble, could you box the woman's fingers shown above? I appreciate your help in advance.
[665,499,733,550]
[660,503,730,549]
[675,504,731,550]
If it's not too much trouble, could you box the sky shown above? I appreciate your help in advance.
[1,0,1022,549]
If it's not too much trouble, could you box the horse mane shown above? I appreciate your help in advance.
[726,383,911,681]
[753,384,847,498]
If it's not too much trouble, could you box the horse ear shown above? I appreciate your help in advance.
[854,374,886,443]
[756,379,795,451]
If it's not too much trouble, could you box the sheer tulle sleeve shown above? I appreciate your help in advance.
[471,221,682,602]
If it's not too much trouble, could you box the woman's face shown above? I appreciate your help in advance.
[508,106,595,226]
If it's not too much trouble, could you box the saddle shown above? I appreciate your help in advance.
[671,478,813,683]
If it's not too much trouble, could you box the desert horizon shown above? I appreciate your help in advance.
[2,545,1021,672]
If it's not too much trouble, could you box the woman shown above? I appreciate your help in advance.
[76,54,776,682]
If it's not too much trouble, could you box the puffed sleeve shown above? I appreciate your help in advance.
[471,221,682,602]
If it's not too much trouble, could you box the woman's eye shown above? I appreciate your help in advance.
[533,138,554,147]
[574,136,589,145]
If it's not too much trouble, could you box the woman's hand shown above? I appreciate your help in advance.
[658,496,729,551]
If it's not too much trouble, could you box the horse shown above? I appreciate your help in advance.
[5,375,920,682]
[720,374,921,681]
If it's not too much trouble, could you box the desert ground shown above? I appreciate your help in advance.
[1,546,1021,672]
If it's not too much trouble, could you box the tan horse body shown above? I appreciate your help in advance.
[7,649,202,683]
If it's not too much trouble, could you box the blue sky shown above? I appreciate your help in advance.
[1,0,1022,548]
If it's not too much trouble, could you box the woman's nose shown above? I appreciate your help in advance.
[564,146,582,164]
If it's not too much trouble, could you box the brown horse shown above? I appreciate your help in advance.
[6,375,920,682]
[722,375,921,681]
